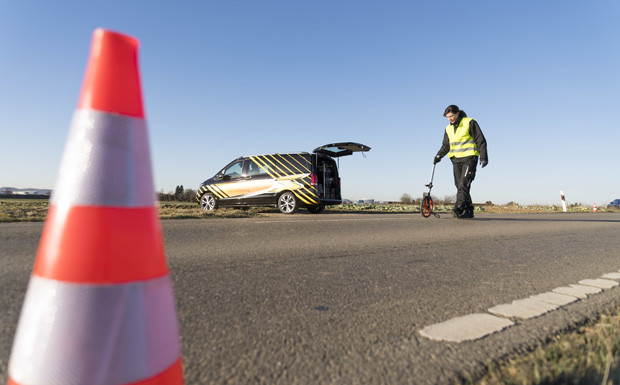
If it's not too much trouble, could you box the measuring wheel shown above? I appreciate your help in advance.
[421,194,433,218]
[421,164,440,218]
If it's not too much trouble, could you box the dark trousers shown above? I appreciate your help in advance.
[452,156,478,211]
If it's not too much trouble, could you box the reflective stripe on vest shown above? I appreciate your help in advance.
[446,117,480,158]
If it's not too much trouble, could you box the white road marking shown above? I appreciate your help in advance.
[419,313,513,343]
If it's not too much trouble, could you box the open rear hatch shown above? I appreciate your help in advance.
[312,142,371,202]
[313,142,371,158]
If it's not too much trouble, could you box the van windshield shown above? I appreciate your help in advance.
[223,161,243,178]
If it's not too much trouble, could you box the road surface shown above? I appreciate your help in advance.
[1,212,620,384]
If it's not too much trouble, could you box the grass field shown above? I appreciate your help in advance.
[0,199,49,222]
[1,198,619,384]
[1,199,617,223]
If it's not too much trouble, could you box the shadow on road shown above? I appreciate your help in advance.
[259,208,426,215]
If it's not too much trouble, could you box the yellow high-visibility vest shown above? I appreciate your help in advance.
[446,117,480,158]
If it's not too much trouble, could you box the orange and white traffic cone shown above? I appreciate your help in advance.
[593,203,598,212]
[8,29,183,385]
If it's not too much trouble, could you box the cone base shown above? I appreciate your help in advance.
[133,358,184,385]
[8,358,183,385]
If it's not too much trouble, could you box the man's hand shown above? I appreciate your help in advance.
[433,155,442,164]
[480,159,488,168]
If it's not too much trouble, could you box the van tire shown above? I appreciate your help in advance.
[200,193,218,211]
[307,205,325,214]
[278,192,299,214]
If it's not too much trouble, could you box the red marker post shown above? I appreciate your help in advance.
[560,190,567,212]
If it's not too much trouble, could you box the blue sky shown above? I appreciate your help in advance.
[1,1,618,205]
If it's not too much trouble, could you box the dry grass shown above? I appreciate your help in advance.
[1,200,618,222]
[481,203,617,214]
[158,202,264,219]
[0,200,267,221]
[470,306,620,385]
[0,200,49,222]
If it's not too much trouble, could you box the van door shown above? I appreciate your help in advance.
[312,143,371,203]
[313,142,371,158]
[243,157,279,205]
[315,155,340,201]
[212,159,248,205]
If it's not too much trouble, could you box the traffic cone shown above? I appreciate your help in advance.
[7,29,183,385]
[593,203,598,212]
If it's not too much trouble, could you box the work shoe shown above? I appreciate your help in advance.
[451,207,462,218]
[460,210,474,219]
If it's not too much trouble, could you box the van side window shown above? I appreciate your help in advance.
[247,158,270,176]
[223,161,243,178]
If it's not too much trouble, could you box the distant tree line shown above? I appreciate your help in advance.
[400,193,456,206]
[158,185,197,202]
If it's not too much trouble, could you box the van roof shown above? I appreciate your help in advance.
[244,152,311,158]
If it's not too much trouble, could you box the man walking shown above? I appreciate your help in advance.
[434,105,488,219]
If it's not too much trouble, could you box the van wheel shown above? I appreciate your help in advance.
[200,193,218,211]
[278,192,299,214]
[307,205,325,214]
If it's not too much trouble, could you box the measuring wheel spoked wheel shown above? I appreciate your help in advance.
[421,195,433,218]
[421,163,440,218]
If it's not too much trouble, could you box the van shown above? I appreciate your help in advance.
[195,142,370,214]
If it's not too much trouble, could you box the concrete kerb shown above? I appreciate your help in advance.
[419,270,620,343]
[553,284,601,299]
[602,272,620,280]
[419,285,620,385]
[419,314,514,343]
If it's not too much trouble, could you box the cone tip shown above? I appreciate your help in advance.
[78,28,144,117]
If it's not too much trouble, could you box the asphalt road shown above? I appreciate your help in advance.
[2,212,620,384]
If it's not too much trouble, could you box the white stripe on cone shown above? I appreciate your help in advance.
[52,110,155,208]
[9,275,180,385]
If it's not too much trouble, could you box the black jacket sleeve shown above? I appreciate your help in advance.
[469,119,488,162]
[436,132,450,159]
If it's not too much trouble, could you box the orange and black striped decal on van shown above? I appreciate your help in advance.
[249,154,319,205]
[196,153,322,206]
[248,154,309,178]
[197,184,229,199]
